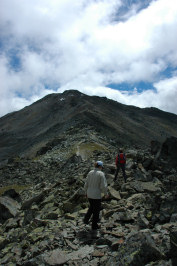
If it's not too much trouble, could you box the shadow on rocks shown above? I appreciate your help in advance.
[76,228,99,245]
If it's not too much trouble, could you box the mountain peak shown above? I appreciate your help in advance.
[0,90,177,162]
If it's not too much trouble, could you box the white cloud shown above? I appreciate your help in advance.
[58,75,177,115]
[0,0,177,117]
[152,76,177,114]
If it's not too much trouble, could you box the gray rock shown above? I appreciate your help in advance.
[169,227,177,262]
[44,249,69,265]
[126,159,135,170]
[108,187,121,200]
[138,213,150,228]
[131,181,162,193]
[0,236,8,250]
[21,189,49,210]
[67,245,94,260]
[2,189,21,202]
[0,196,20,223]
[170,213,177,223]
[159,137,177,168]
[134,169,150,181]
[126,150,138,159]
[145,259,173,265]
[116,231,165,265]
[112,211,134,223]
[0,128,177,265]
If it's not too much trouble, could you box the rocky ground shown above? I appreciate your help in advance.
[0,129,177,265]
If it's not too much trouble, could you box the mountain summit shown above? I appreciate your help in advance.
[0,90,177,162]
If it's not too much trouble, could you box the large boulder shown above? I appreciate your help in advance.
[170,227,177,262]
[2,189,21,202]
[0,196,21,223]
[133,169,152,182]
[116,230,165,265]
[159,137,177,168]
[21,189,49,210]
[151,140,161,155]
[159,193,177,223]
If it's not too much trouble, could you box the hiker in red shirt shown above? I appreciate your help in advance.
[114,148,127,182]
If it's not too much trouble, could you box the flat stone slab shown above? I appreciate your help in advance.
[44,249,68,265]
[108,187,121,200]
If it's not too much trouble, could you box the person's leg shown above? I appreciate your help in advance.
[92,199,101,230]
[84,198,94,224]
[121,164,127,182]
[114,165,120,181]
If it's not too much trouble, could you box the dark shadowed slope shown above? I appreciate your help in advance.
[0,90,177,162]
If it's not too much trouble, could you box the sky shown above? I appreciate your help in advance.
[0,0,177,117]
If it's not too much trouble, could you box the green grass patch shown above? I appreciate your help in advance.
[0,184,30,196]
[76,142,107,159]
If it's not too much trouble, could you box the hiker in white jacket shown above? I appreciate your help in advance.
[83,161,108,230]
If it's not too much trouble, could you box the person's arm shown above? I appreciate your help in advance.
[115,155,118,166]
[84,173,89,196]
[100,173,108,195]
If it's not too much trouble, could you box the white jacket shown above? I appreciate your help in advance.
[84,168,107,199]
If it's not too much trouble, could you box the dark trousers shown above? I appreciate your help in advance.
[84,198,101,229]
[114,164,127,182]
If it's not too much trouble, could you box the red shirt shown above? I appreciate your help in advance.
[115,153,126,166]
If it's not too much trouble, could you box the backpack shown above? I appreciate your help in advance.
[118,153,126,164]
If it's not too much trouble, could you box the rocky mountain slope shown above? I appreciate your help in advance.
[0,90,177,265]
[0,133,177,265]
[0,90,177,163]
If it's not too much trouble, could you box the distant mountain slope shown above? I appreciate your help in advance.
[0,90,177,162]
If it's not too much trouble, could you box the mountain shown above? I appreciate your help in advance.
[0,90,177,265]
[0,89,177,163]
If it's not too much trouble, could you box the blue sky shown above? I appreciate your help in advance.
[0,0,177,117]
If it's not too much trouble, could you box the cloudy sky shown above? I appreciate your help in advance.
[1,0,177,117]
